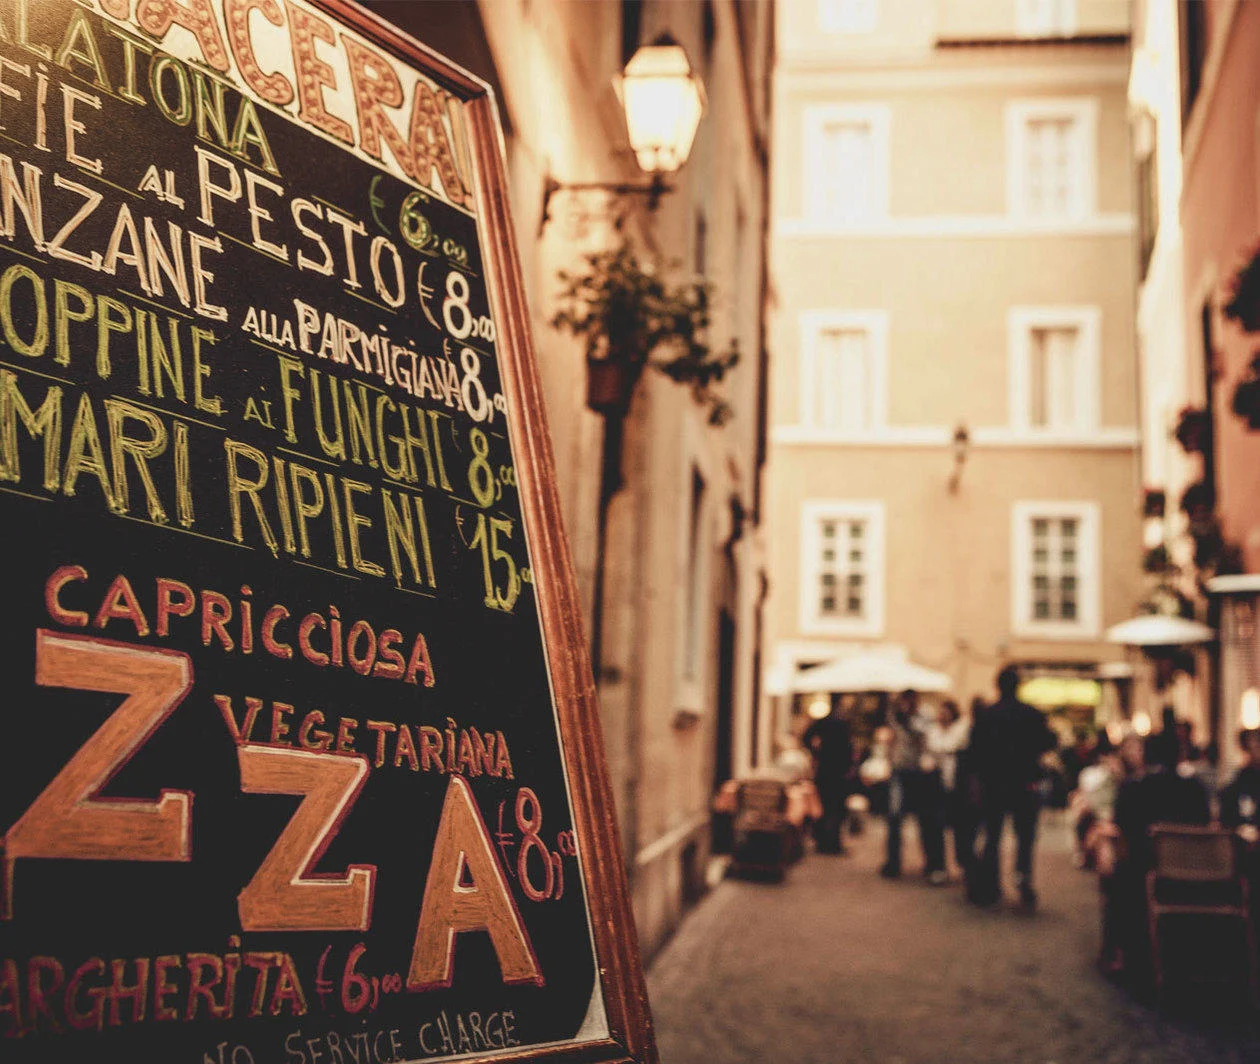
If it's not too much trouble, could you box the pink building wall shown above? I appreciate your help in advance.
[1181,1,1260,569]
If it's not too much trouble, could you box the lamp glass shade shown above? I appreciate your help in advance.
[616,42,706,174]
[1242,688,1260,731]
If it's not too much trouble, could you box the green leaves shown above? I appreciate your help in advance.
[549,242,738,424]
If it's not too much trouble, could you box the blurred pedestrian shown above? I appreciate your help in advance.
[951,696,990,885]
[1071,732,1121,870]
[1174,719,1201,766]
[802,700,853,855]
[881,690,941,880]
[969,666,1056,910]
[924,699,970,882]
[1061,727,1099,796]
[1144,705,1180,774]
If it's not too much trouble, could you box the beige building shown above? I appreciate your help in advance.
[765,0,1141,740]
[368,1,774,957]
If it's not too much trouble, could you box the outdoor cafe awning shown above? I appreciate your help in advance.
[1103,614,1216,647]
[792,649,952,694]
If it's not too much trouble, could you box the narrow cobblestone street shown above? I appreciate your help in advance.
[647,817,1260,1064]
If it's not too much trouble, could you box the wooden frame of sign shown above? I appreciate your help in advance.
[0,0,655,1061]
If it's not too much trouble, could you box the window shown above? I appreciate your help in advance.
[1009,307,1099,435]
[1007,100,1096,221]
[815,328,871,430]
[804,105,889,224]
[818,518,867,619]
[800,501,884,637]
[800,311,887,433]
[1028,325,1080,429]
[1012,502,1100,638]
[1030,517,1080,621]
[1015,0,1076,37]
[819,0,877,34]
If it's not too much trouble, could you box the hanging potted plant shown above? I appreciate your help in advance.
[550,242,738,424]
[1224,241,1260,333]
[1172,406,1209,453]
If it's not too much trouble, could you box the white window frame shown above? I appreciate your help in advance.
[803,103,891,225]
[819,0,878,34]
[1011,501,1101,640]
[798,309,889,435]
[799,500,885,638]
[1015,0,1077,38]
[1007,306,1101,436]
[1005,98,1098,221]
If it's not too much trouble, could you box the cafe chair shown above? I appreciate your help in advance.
[1145,823,1259,1005]
[731,778,792,880]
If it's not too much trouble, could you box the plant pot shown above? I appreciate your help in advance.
[586,358,634,415]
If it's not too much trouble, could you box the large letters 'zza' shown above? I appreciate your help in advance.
[236,745,376,932]
[2,630,194,919]
[409,775,542,991]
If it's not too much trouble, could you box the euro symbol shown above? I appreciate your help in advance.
[417,262,441,330]
[368,174,391,236]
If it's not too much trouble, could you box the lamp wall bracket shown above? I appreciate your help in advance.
[539,172,671,235]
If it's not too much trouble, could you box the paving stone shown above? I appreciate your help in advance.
[646,816,1260,1064]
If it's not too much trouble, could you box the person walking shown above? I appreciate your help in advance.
[802,700,853,855]
[924,699,971,882]
[952,696,990,881]
[881,690,943,880]
[969,666,1056,911]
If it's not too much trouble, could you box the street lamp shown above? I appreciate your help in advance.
[615,35,706,176]
[539,34,706,231]
[1242,688,1260,731]
[947,423,970,494]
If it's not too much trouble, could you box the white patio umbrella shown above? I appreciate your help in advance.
[1103,614,1216,647]
[792,649,952,694]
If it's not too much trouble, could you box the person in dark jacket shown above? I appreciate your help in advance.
[1220,728,1260,830]
[1143,705,1181,776]
[803,700,854,854]
[1099,732,1210,980]
[969,665,1057,910]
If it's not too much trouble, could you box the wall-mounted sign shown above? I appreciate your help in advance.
[0,1,655,1061]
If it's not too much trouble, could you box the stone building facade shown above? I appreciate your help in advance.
[367,0,774,958]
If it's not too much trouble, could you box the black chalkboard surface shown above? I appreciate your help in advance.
[0,2,654,1061]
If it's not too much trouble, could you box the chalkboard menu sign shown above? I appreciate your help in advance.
[0,1,655,1062]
